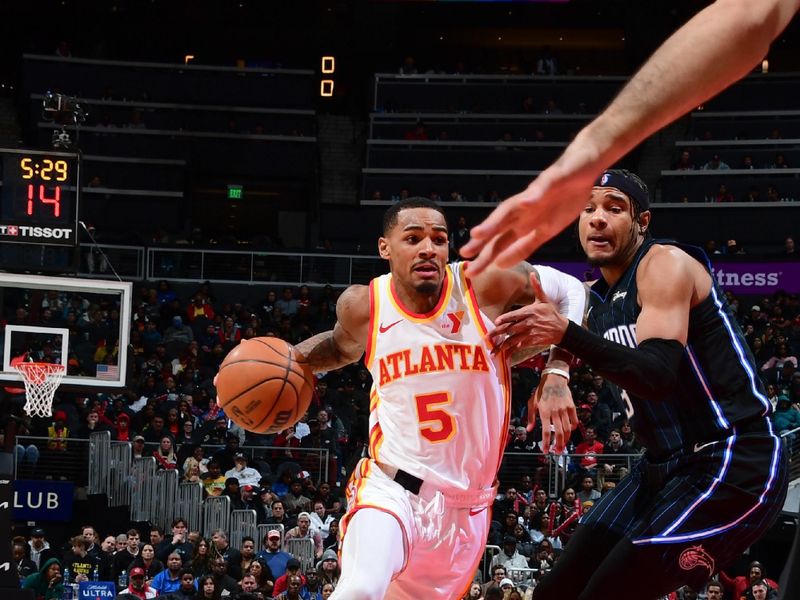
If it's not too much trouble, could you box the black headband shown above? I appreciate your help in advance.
[593,171,649,211]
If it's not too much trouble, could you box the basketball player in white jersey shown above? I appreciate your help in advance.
[296,198,585,599]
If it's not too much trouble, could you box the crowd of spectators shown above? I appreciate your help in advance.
[17,518,338,599]
[4,277,800,599]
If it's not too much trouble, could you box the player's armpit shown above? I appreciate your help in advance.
[296,285,368,372]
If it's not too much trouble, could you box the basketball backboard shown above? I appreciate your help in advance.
[0,272,131,388]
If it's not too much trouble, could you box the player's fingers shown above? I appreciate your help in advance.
[540,410,552,452]
[529,271,552,305]
[526,391,539,433]
[567,403,579,431]
[492,228,543,271]
[552,411,565,454]
[462,192,524,249]
[464,229,519,276]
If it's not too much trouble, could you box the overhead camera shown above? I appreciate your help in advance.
[52,128,72,149]
[42,91,86,150]
[42,91,87,123]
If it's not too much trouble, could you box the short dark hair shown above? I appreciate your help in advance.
[178,568,194,579]
[485,588,504,600]
[150,526,165,536]
[382,197,447,235]
[706,581,723,592]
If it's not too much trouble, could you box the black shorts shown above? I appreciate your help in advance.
[533,426,789,600]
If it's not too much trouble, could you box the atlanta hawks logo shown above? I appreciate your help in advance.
[678,544,715,576]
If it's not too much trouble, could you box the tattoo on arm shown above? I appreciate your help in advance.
[295,330,358,373]
[509,344,549,367]
[540,382,570,404]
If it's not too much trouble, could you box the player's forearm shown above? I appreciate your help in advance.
[295,331,360,373]
[569,0,799,169]
[559,322,683,401]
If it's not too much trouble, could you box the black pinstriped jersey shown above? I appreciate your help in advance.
[586,239,771,459]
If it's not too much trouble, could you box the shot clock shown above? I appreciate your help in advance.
[0,148,79,246]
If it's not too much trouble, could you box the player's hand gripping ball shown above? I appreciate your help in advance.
[216,337,314,434]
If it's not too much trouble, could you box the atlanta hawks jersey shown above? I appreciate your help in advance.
[364,261,510,492]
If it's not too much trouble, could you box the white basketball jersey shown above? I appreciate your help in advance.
[364,261,510,491]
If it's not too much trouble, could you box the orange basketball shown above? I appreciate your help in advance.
[216,337,314,434]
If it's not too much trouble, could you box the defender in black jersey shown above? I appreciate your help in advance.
[491,170,788,600]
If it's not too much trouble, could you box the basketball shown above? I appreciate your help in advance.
[215,337,315,434]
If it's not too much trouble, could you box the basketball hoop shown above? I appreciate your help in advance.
[15,362,66,418]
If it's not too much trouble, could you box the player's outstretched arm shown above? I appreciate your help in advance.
[477,264,585,451]
[295,285,369,373]
[461,0,800,275]
[493,247,695,401]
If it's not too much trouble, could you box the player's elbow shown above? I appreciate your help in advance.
[715,0,793,46]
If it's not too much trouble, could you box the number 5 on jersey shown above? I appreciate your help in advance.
[415,392,456,443]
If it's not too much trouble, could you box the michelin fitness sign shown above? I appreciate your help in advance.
[546,261,799,295]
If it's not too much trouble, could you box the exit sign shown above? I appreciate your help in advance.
[227,185,243,200]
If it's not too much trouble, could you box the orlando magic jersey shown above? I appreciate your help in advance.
[587,239,771,459]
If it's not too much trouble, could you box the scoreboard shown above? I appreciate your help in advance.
[0,148,79,247]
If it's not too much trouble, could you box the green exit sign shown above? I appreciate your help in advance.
[227,185,243,200]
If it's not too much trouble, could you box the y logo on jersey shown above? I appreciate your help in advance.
[445,310,465,334]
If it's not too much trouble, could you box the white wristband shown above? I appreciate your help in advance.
[542,367,570,381]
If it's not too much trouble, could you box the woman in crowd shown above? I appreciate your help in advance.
[247,559,274,598]
[129,543,164,581]
[321,583,335,599]
[183,463,202,484]
[238,537,257,577]
[197,575,219,600]
[190,538,212,578]
[461,582,482,599]
[317,549,340,587]
[153,435,178,470]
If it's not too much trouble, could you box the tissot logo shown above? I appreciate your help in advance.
[0,225,73,239]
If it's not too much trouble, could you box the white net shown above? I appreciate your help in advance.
[15,362,66,418]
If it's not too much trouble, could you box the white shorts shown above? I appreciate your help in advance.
[340,458,495,599]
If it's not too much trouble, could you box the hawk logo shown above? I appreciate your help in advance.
[678,545,715,576]
[612,290,627,302]
[601,173,610,186]
[445,311,465,334]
